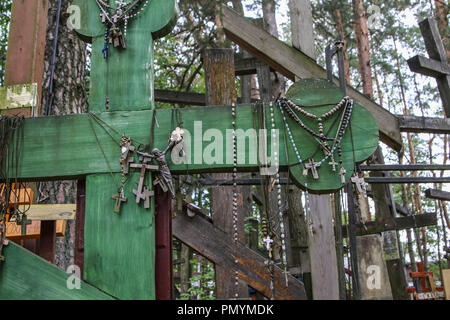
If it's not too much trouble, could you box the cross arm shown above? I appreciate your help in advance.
[5,98,378,193]
[342,213,437,237]
[220,5,402,152]
[173,206,307,300]
[407,55,450,78]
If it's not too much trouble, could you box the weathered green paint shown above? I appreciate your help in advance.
[7,80,378,193]
[284,79,379,192]
[72,0,178,112]
[2,78,379,299]
[0,83,37,111]
[0,242,115,300]
[84,173,155,300]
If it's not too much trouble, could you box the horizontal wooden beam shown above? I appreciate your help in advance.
[221,5,402,151]
[365,177,450,184]
[0,242,115,299]
[6,220,66,240]
[398,115,450,134]
[360,164,450,171]
[407,55,450,78]
[26,204,76,221]
[425,189,450,201]
[155,89,257,106]
[342,213,437,237]
[155,89,206,106]
[173,208,307,300]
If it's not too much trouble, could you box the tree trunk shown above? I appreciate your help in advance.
[353,0,373,98]
[39,0,88,270]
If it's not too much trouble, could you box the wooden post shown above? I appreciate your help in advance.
[4,0,48,116]
[288,0,316,60]
[155,185,173,300]
[39,221,56,263]
[74,180,86,277]
[289,0,338,300]
[308,195,339,299]
[203,48,248,299]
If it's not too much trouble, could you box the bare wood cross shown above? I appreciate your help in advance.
[130,157,158,207]
[303,158,321,180]
[408,18,450,116]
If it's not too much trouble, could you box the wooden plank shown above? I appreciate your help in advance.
[203,48,248,299]
[425,189,450,201]
[6,220,66,240]
[0,241,114,300]
[83,173,155,300]
[7,94,378,194]
[221,5,402,151]
[342,213,437,237]
[308,195,339,300]
[39,221,56,263]
[365,177,450,184]
[288,0,316,60]
[23,204,76,221]
[398,115,450,134]
[407,55,450,78]
[443,269,450,300]
[4,0,48,114]
[154,185,173,300]
[155,89,206,106]
[75,180,86,278]
[72,0,178,112]
[172,209,307,300]
[357,235,393,300]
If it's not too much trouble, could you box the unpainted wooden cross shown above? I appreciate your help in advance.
[408,18,450,116]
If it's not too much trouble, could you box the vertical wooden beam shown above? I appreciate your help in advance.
[155,185,173,300]
[4,0,48,114]
[308,194,340,300]
[75,179,86,277]
[288,0,316,60]
[39,221,56,263]
[288,0,338,299]
[203,48,248,299]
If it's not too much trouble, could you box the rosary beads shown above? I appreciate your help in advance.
[231,103,240,299]
[96,0,151,58]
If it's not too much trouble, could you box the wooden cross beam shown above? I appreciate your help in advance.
[342,213,437,237]
[0,241,114,299]
[407,18,450,116]
[172,204,307,300]
[425,189,450,201]
[398,115,450,134]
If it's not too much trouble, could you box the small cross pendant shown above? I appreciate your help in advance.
[16,215,32,236]
[112,190,127,214]
[262,236,273,251]
[329,158,338,172]
[303,158,320,180]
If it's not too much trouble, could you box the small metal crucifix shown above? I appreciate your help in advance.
[112,189,127,214]
[303,158,321,180]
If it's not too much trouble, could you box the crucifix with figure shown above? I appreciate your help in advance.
[0,0,381,300]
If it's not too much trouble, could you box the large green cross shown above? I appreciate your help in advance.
[0,1,379,300]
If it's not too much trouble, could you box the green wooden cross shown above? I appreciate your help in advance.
[0,1,380,300]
